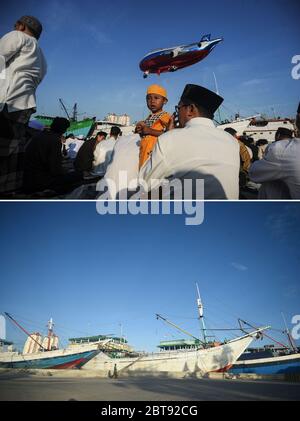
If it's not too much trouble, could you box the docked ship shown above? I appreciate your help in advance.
[0,313,104,369]
[229,346,300,375]
[90,118,135,138]
[229,316,300,375]
[32,103,135,139]
[217,114,295,142]
[82,285,269,376]
[33,99,96,138]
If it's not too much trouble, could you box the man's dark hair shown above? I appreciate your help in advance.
[256,139,268,146]
[110,126,121,138]
[50,117,70,135]
[18,16,43,39]
[194,103,213,120]
[239,135,251,146]
[96,131,107,139]
[181,101,213,119]
[224,127,237,137]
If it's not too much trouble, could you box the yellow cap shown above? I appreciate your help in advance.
[147,84,167,99]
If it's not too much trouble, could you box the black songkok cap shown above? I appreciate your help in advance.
[276,127,293,138]
[180,84,224,115]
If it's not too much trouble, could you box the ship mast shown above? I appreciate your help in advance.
[72,103,78,122]
[196,283,208,345]
[59,98,71,121]
[47,318,54,351]
[213,72,222,124]
[0,315,5,340]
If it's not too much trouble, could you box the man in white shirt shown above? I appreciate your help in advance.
[0,15,47,194]
[97,134,140,199]
[249,105,300,199]
[139,84,240,199]
[93,126,121,176]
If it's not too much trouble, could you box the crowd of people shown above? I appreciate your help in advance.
[0,15,299,200]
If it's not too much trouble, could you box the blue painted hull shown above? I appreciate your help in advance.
[230,354,300,375]
[0,350,98,369]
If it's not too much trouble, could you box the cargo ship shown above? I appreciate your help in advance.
[229,315,300,375]
[33,99,96,138]
[82,285,269,376]
[0,313,102,369]
[229,346,300,375]
[217,114,295,142]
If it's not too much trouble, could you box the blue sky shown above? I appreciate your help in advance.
[1,0,300,122]
[0,202,299,352]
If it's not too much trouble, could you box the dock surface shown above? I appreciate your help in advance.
[0,373,299,401]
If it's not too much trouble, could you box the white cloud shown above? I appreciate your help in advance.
[242,78,264,87]
[231,262,248,271]
[82,24,113,45]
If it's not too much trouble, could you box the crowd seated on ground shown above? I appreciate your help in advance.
[3,105,300,200]
[1,82,299,200]
[2,101,299,200]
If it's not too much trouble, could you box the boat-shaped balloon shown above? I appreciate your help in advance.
[139,34,223,78]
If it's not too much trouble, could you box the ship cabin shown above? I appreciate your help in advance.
[158,339,221,351]
[69,334,127,346]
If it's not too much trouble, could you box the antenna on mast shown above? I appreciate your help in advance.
[196,283,207,345]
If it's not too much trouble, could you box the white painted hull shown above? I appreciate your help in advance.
[83,332,260,375]
[218,119,295,142]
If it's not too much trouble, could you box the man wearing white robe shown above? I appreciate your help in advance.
[139,84,239,200]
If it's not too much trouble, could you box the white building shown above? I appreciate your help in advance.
[105,113,131,126]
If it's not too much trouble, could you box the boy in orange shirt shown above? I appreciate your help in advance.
[136,84,171,168]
